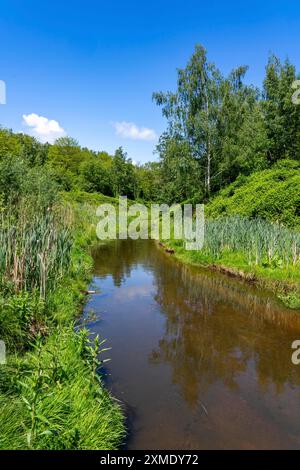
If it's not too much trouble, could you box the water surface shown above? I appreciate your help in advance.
[83,240,300,449]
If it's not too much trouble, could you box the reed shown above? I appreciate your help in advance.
[203,216,300,268]
[0,208,72,298]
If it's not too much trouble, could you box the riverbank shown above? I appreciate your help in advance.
[159,239,300,310]
[0,201,125,450]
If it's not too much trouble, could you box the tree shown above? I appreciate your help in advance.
[215,68,268,185]
[112,147,136,198]
[262,55,300,163]
[79,158,113,195]
[0,128,22,160]
[153,44,274,200]
[48,137,91,190]
[0,128,49,166]
[153,45,222,195]
[134,161,162,201]
[155,134,202,203]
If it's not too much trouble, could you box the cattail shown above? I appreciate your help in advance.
[203,216,300,268]
[0,208,72,298]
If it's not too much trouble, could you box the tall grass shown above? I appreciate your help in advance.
[0,209,72,298]
[0,200,125,450]
[0,327,125,450]
[203,216,300,268]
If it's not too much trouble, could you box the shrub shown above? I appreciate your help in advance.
[206,160,300,227]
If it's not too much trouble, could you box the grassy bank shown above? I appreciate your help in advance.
[161,215,300,310]
[0,199,125,450]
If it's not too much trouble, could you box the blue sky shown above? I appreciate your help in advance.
[0,0,299,163]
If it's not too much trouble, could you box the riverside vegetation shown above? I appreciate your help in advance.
[1,44,300,449]
[0,176,125,449]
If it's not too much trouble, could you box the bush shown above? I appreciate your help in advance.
[206,160,300,227]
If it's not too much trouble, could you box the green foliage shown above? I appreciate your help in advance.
[79,158,113,195]
[0,155,26,204]
[206,160,300,227]
[203,216,300,267]
[1,45,300,209]
[263,55,300,163]
[47,137,86,190]
[0,200,125,450]
[0,210,72,298]
[46,137,139,198]
[164,214,300,309]
[61,190,120,209]
[154,46,300,204]
[164,214,300,272]
[0,292,45,351]
[134,161,162,201]
[153,45,271,198]
[0,128,22,158]
[155,135,202,203]
[278,292,300,310]
[0,128,48,166]
[0,137,126,448]
[112,147,137,198]
[0,327,124,450]
[0,151,59,209]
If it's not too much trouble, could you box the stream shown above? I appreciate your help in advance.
[82,240,300,450]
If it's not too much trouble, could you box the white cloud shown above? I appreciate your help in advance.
[22,113,65,143]
[112,121,157,141]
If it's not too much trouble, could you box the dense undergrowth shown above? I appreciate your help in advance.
[206,160,300,228]
[0,198,125,450]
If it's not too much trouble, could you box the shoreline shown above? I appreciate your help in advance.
[157,240,300,311]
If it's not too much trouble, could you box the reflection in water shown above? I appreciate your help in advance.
[87,240,300,449]
[151,256,300,402]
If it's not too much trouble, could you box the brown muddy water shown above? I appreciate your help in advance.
[82,240,300,450]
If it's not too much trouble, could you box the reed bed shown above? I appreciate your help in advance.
[203,216,300,267]
[0,210,72,298]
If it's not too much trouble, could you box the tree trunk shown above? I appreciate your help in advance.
[206,146,211,194]
[205,91,211,195]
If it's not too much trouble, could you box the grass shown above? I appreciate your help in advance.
[0,328,124,450]
[202,216,300,268]
[62,190,120,207]
[0,199,125,450]
[0,209,72,299]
